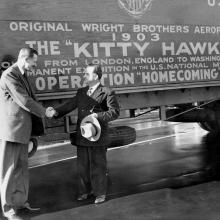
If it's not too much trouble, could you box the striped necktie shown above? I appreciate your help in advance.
[23,70,28,80]
[87,87,93,96]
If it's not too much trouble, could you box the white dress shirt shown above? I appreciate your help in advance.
[87,82,100,96]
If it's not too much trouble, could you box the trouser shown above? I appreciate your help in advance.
[0,140,29,216]
[77,146,107,197]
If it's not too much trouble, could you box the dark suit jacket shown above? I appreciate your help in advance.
[0,64,46,144]
[55,84,120,147]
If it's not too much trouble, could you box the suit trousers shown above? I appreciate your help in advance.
[0,140,29,216]
[77,146,107,197]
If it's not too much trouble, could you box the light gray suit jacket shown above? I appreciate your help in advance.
[0,64,46,144]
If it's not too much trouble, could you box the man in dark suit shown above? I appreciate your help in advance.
[0,47,54,220]
[53,64,120,204]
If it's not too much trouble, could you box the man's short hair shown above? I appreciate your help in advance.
[18,47,38,59]
[88,64,102,80]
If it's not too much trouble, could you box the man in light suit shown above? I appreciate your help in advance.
[52,64,120,204]
[0,47,54,220]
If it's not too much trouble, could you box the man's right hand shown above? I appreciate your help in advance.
[45,107,58,118]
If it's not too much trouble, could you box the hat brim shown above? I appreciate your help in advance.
[80,114,101,141]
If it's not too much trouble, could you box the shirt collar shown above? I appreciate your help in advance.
[17,62,25,75]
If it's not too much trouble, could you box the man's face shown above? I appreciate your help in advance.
[83,66,98,85]
[24,54,38,71]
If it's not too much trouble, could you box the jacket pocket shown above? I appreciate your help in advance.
[6,101,21,116]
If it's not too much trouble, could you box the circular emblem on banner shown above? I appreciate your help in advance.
[118,0,154,18]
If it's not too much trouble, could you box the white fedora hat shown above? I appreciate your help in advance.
[80,114,101,141]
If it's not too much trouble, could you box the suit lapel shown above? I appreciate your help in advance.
[24,75,37,100]
[90,84,103,100]
[13,66,35,99]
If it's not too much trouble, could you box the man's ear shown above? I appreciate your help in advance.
[94,73,98,80]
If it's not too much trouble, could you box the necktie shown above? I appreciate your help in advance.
[23,70,28,79]
[87,88,93,96]
[23,70,35,98]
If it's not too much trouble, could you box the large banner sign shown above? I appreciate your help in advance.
[1,20,220,96]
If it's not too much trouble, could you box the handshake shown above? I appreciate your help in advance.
[45,107,58,118]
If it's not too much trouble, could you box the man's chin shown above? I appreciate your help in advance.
[26,67,32,71]
[29,68,37,73]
